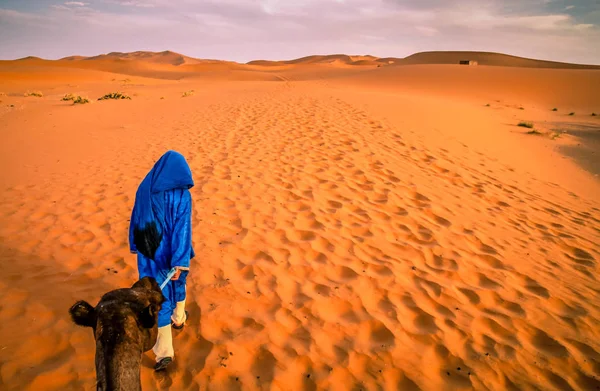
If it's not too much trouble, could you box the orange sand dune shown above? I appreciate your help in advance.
[248,54,357,66]
[4,49,598,83]
[334,64,600,111]
[0,57,279,82]
[248,51,600,69]
[59,55,87,61]
[83,50,209,66]
[384,51,600,69]
[0,54,599,391]
[248,54,381,67]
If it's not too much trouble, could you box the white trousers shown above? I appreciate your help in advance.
[152,300,187,361]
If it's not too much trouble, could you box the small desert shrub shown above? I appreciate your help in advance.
[25,91,43,97]
[592,113,597,117]
[98,92,131,101]
[160,96,165,100]
[552,108,558,111]
[73,96,89,104]
[485,103,490,107]
[182,90,194,97]
[518,122,534,129]
[551,132,561,139]
[62,93,76,101]
[569,112,575,116]
[527,130,541,135]
[519,107,525,110]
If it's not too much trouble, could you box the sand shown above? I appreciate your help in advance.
[0,51,599,391]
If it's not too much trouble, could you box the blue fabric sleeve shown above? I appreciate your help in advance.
[170,189,193,269]
[129,204,137,254]
[173,278,187,304]
[137,253,154,280]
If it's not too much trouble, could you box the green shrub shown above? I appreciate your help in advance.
[518,122,534,129]
[73,96,89,104]
[98,92,131,101]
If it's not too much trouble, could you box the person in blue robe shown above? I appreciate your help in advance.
[129,150,195,371]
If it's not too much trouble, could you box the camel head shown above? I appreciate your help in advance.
[69,277,166,391]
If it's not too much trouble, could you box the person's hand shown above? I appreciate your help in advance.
[171,268,182,281]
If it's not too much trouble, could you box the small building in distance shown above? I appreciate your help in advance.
[459,60,478,65]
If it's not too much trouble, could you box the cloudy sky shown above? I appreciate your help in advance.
[0,0,598,64]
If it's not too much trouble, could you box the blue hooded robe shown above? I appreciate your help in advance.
[129,150,195,327]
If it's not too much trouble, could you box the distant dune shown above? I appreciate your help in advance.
[55,50,229,66]
[0,49,598,85]
[59,55,88,61]
[4,50,599,72]
[245,60,287,67]
[248,54,381,67]
[83,50,205,66]
[0,51,251,81]
[248,51,600,69]
[15,56,44,61]
[0,49,597,90]
[392,51,600,69]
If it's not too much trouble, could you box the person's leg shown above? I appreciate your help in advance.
[153,284,175,369]
[172,299,187,325]
[172,279,188,326]
[153,325,174,360]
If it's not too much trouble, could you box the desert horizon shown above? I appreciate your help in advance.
[4,49,600,68]
[1,1,600,390]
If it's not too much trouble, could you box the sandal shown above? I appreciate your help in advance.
[172,310,189,330]
[154,357,172,371]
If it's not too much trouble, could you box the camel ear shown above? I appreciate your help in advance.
[132,277,149,290]
[150,290,166,306]
[138,304,158,329]
[69,300,96,328]
[132,276,158,291]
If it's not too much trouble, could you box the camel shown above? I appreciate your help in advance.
[69,276,166,391]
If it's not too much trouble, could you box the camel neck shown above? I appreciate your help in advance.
[96,342,143,391]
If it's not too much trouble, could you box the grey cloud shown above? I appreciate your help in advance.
[0,0,598,63]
